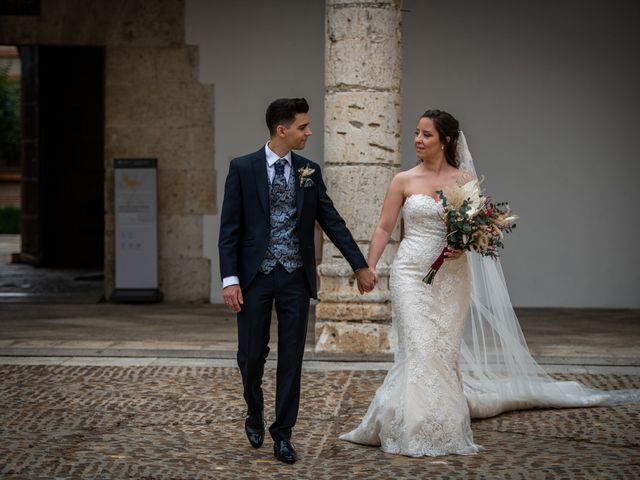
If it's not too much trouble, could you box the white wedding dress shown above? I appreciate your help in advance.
[339,133,640,457]
[340,193,482,456]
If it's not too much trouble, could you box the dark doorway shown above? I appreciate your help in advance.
[19,46,105,268]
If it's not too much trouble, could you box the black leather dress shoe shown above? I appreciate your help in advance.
[244,414,264,448]
[273,439,297,464]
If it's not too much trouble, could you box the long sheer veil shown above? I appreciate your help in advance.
[456,132,639,418]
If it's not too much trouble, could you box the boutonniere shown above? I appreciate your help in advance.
[298,163,315,188]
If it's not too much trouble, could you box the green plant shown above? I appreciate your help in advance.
[0,60,21,167]
[0,206,20,234]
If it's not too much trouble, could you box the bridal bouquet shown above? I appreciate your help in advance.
[423,178,518,284]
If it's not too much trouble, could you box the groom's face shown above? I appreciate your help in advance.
[281,113,312,151]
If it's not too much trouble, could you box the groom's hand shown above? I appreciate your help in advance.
[223,285,244,312]
[355,267,377,294]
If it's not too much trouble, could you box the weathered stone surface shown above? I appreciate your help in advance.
[105,82,213,129]
[158,215,203,260]
[317,265,390,304]
[326,3,402,90]
[157,169,188,215]
[322,164,398,241]
[76,1,129,45]
[315,320,391,353]
[154,168,212,216]
[106,46,199,85]
[186,127,216,171]
[107,0,185,47]
[315,301,391,321]
[105,125,214,172]
[106,47,157,85]
[317,0,402,352]
[320,242,396,274]
[156,46,199,83]
[325,92,402,166]
[186,169,216,215]
[159,258,210,302]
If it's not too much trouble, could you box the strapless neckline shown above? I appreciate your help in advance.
[404,193,441,203]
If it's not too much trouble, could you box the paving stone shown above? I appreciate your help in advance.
[0,365,638,479]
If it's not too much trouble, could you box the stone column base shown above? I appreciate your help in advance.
[315,319,391,353]
[315,293,392,353]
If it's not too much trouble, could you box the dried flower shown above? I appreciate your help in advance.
[298,163,315,187]
[423,178,518,284]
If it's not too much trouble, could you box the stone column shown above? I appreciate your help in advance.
[316,0,402,353]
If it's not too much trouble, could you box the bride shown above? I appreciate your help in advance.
[339,109,639,457]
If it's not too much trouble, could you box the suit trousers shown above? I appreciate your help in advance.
[236,264,310,441]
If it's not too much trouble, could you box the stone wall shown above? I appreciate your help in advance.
[0,0,215,301]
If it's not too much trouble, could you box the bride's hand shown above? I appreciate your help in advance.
[370,267,379,285]
[444,247,464,261]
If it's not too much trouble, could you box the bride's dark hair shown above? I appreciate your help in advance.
[421,109,460,168]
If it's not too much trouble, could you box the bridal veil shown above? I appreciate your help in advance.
[455,132,639,418]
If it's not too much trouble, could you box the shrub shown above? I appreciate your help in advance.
[0,206,20,234]
[0,60,21,168]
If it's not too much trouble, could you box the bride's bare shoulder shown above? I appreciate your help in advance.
[385,170,413,197]
[393,165,423,182]
[390,169,413,185]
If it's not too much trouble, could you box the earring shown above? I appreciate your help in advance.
[441,146,444,150]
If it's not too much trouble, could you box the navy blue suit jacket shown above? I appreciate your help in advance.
[218,147,367,298]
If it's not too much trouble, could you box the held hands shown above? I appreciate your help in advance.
[355,267,378,294]
[224,266,380,307]
[223,284,244,312]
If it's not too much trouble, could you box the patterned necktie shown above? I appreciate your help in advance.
[272,158,287,196]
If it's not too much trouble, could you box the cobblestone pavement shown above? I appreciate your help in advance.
[1,364,638,479]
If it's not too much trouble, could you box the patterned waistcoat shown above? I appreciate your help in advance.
[259,168,303,274]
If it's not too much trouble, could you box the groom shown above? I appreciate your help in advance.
[219,98,376,464]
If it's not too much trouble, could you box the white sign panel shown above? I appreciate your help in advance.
[114,159,158,290]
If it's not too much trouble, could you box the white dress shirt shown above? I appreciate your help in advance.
[222,143,292,289]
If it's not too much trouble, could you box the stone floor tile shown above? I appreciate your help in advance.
[61,357,157,367]
[0,365,637,478]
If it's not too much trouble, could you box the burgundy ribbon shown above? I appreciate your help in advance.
[431,247,448,272]
[423,247,449,285]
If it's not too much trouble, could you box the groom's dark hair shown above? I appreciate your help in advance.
[266,98,309,136]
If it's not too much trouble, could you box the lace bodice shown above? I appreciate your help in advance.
[401,194,446,238]
[394,194,447,270]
